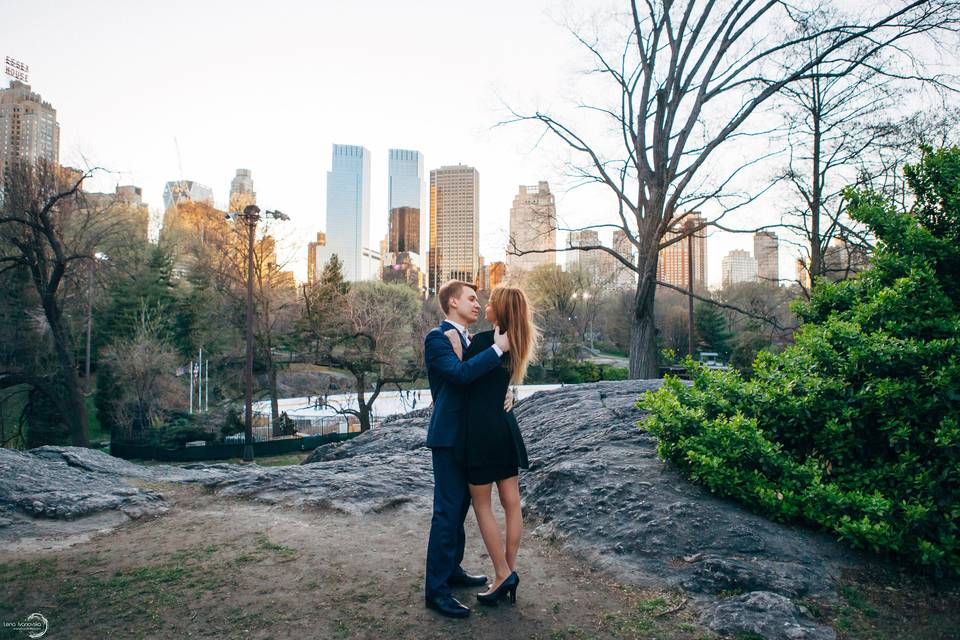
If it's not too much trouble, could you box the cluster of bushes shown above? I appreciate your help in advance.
[639,146,960,575]
[523,362,628,384]
[557,361,629,384]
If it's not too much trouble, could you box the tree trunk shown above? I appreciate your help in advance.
[355,373,370,433]
[47,306,89,446]
[810,78,823,281]
[628,250,660,379]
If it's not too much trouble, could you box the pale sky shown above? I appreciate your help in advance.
[3,0,943,287]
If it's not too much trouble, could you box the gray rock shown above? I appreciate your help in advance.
[302,418,427,464]
[204,448,434,515]
[700,591,836,640]
[0,447,168,543]
[29,445,246,483]
[513,382,851,603]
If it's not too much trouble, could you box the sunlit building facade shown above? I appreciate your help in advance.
[0,81,59,190]
[657,212,708,290]
[428,164,480,291]
[507,181,556,274]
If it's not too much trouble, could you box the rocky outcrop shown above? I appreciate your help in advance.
[27,445,246,483]
[0,380,860,639]
[0,447,168,545]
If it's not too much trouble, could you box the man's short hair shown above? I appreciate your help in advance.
[437,279,476,315]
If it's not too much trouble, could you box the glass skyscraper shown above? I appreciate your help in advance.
[320,144,373,282]
[388,149,424,269]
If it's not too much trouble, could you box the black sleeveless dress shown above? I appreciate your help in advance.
[453,330,530,485]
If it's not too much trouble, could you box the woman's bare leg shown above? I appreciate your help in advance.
[469,481,512,592]
[497,475,522,572]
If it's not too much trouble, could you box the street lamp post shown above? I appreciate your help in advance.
[229,204,289,463]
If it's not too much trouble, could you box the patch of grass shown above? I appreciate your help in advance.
[0,558,57,580]
[637,595,669,614]
[255,533,297,557]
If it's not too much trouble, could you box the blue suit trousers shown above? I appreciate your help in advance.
[424,446,471,598]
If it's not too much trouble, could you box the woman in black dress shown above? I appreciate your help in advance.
[444,285,538,606]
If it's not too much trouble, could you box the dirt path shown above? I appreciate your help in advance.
[0,481,711,640]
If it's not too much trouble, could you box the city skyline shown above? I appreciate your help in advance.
[3,0,808,288]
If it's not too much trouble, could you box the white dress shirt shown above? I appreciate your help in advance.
[446,319,503,357]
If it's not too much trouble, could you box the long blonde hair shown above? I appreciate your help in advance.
[490,285,539,385]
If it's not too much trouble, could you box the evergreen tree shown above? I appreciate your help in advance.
[694,301,732,358]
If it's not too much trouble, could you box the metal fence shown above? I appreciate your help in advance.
[224,414,351,443]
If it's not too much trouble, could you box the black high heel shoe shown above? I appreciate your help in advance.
[476,571,519,605]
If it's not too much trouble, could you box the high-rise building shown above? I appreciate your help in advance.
[566,229,601,271]
[0,80,60,188]
[612,229,637,289]
[487,261,507,289]
[566,229,620,285]
[82,185,150,242]
[229,168,256,213]
[429,164,480,291]
[317,144,374,282]
[388,206,420,254]
[823,238,870,281]
[721,249,758,288]
[162,180,214,211]
[507,181,556,274]
[754,231,779,285]
[307,232,326,285]
[388,149,424,268]
[657,212,708,290]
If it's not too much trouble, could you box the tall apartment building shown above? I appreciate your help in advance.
[83,185,150,243]
[388,149,424,265]
[428,164,480,291]
[754,230,779,285]
[566,229,600,271]
[657,212,708,290]
[721,249,758,288]
[317,144,375,282]
[507,181,556,274]
[0,80,60,188]
[388,206,420,254]
[162,180,214,211]
[612,229,637,289]
[229,168,256,213]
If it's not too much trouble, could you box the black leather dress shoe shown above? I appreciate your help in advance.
[425,593,470,618]
[448,571,488,587]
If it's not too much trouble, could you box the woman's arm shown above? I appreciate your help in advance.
[444,329,463,360]
[424,329,501,385]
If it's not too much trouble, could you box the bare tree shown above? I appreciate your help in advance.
[0,160,130,446]
[769,7,959,293]
[505,0,960,378]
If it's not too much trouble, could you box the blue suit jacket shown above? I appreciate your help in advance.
[424,320,502,448]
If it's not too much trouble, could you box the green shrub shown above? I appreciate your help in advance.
[639,146,960,575]
[599,365,629,380]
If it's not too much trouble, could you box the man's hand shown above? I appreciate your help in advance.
[493,325,511,352]
[503,388,514,412]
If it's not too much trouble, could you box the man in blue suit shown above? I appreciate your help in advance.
[423,279,511,618]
